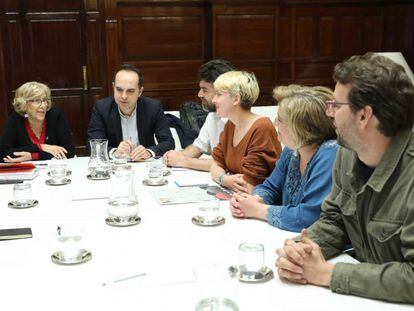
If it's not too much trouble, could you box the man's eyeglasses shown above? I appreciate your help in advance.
[325,100,351,111]
[28,98,50,107]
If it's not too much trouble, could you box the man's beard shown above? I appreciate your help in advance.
[201,99,216,113]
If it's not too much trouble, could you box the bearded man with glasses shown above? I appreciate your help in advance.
[276,52,414,303]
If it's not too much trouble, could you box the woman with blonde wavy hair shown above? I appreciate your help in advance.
[210,71,282,193]
[0,81,75,162]
[230,85,338,232]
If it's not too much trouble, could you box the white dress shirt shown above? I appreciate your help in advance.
[193,112,226,155]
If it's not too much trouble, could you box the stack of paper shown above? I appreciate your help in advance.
[149,187,215,205]
[0,163,39,180]
[173,170,215,187]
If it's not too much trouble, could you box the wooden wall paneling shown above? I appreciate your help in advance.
[361,14,382,53]
[382,6,403,55]
[318,16,336,57]
[404,5,414,68]
[0,6,8,128]
[212,4,277,105]
[107,1,207,111]
[25,0,83,11]
[81,0,108,154]
[2,11,25,100]
[277,7,293,84]
[290,6,382,87]
[104,0,120,90]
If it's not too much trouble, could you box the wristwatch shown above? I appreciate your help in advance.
[218,172,226,186]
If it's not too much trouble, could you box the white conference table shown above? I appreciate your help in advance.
[0,157,411,311]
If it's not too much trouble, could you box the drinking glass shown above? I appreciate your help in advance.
[49,160,67,183]
[13,183,34,205]
[56,225,84,261]
[146,157,163,184]
[196,199,220,224]
[238,242,265,275]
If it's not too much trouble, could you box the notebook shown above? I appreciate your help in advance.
[0,228,33,241]
[0,163,39,180]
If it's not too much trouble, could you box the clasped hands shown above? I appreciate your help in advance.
[115,140,151,161]
[275,229,333,287]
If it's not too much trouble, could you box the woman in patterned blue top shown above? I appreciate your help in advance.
[230,86,338,232]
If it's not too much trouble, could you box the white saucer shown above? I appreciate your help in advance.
[45,178,71,186]
[142,178,168,186]
[51,249,92,265]
[105,216,141,227]
[8,200,38,209]
[191,216,225,227]
[228,265,273,283]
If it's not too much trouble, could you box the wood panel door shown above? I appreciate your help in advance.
[104,0,207,111]
[0,0,107,154]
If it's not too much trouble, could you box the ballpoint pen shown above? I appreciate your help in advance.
[102,272,146,286]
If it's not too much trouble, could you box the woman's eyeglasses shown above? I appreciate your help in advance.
[28,98,50,107]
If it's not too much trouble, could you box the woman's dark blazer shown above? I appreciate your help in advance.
[0,106,75,161]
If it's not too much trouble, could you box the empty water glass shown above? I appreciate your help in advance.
[197,199,220,224]
[13,183,34,205]
[146,158,163,184]
[238,242,265,275]
[56,225,84,261]
[49,160,67,183]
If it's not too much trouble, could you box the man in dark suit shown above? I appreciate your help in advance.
[87,63,174,160]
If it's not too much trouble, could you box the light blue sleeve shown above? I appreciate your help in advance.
[252,148,291,205]
[268,143,338,232]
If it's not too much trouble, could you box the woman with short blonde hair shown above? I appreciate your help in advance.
[230,85,338,232]
[0,81,75,162]
[211,71,282,193]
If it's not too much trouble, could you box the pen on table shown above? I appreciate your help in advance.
[35,163,48,168]
[102,272,146,286]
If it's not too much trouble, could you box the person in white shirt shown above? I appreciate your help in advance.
[164,59,235,171]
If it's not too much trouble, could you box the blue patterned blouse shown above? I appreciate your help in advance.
[252,140,338,232]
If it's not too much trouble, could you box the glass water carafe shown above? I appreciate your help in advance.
[88,139,110,179]
[107,169,139,222]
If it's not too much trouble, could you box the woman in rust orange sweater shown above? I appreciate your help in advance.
[210,71,282,193]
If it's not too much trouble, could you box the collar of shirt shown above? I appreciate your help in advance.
[346,128,412,193]
[118,103,137,119]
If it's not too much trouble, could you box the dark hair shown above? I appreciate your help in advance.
[113,63,144,86]
[333,52,414,137]
[198,59,236,83]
